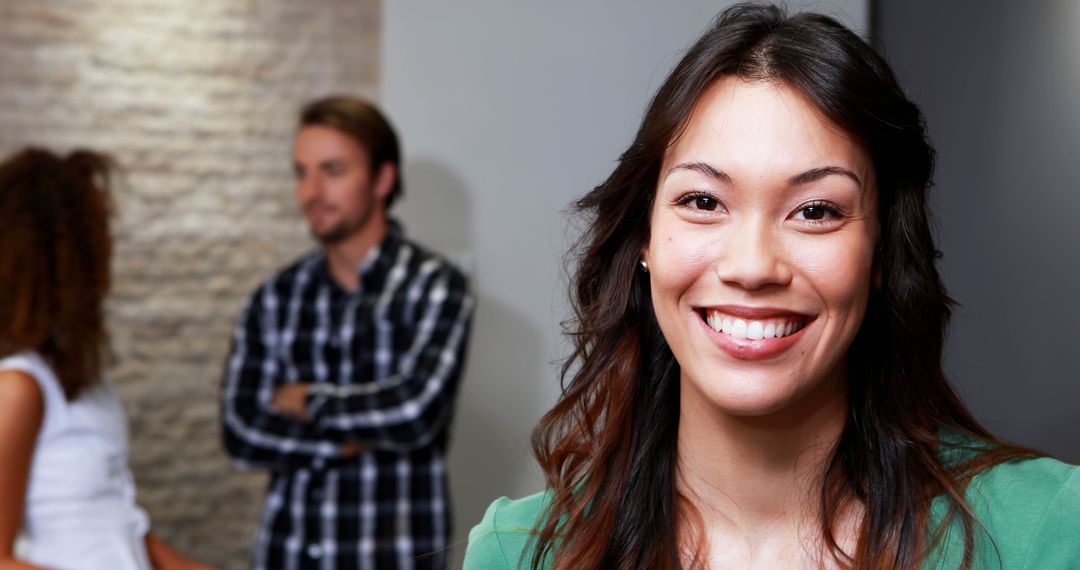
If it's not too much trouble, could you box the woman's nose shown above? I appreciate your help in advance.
[713,218,793,291]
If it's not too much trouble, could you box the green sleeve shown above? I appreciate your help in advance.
[464,492,549,570]
[928,457,1080,569]
[1019,466,1080,569]
[464,498,515,569]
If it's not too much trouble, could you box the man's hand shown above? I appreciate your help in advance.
[340,442,368,457]
[271,384,311,422]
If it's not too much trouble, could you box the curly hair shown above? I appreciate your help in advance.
[0,147,115,400]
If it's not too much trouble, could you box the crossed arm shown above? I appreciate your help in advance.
[221,267,474,470]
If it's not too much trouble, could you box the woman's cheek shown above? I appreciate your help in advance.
[653,230,722,288]
[789,235,874,302]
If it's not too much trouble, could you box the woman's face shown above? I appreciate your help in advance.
[644,77,877,419]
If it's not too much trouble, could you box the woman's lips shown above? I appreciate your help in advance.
[696,306,813,361]
[703,308,807,340]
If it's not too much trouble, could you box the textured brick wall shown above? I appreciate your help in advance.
[0,1,379,566]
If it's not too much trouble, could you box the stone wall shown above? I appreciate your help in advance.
[0,1,380,566]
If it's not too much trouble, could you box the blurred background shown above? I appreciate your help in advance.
[877,0,1080,471]
[1,0,1075,567]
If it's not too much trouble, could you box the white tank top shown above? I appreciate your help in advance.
[1,352,151,570]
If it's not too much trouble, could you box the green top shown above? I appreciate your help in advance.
[464,457,1080,569]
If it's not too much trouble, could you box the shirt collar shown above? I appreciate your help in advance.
[355,218,405,292]
[313,218,406,295]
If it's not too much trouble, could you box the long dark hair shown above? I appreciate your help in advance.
[0,147,115,400]
[531,4,1036,569]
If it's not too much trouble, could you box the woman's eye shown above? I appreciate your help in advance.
[676,192,723,212]
[693,196,718,211]
[801,205,828,220]
[792,201,844,224]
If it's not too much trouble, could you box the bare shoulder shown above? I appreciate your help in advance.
[0,369,44,424]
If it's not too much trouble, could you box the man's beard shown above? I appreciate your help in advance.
[305,188,376,245]
[312,214,364,244]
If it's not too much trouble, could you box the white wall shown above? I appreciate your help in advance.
[381,0,868,559]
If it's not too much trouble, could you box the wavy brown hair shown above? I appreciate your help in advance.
[531,4,1037,569]
[0,147,115,400]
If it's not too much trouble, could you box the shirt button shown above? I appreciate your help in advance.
[307,543,324,559]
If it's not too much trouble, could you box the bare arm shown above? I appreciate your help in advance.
[0,370,51,570]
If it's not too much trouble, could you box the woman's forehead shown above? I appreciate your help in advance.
[659,78,873,190]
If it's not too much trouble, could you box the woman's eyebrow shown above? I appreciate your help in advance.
[666,161,732,183]
[667,162,862,189]
[789,166,862,188]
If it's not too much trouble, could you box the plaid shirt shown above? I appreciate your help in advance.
[221,221,474,569]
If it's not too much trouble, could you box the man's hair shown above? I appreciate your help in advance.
[299,96,403,208]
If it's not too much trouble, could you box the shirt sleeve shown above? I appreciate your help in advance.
[463,499,515,570]
[1022,465,1080,569]
[303,265,475,453]
[220,284,348,470]
[464,494,548,570]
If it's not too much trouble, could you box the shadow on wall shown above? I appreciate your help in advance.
[395,158,545,564]
[447,296,543,563]
[396,158,474,255]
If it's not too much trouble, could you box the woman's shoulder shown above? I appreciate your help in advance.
[0,366,44,406]
[464,491,551,570]
[1,351,68,406]
[962,456,1080,568]
[0,351,53,396]
[970,455,1078,500]
[0,365,46,452]
[968,455,1080,524]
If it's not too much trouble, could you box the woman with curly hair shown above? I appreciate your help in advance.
[465,4,1079,569]
[0,148,212,569]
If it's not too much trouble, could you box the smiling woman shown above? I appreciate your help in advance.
[463,3,1080,570]
[647,78,877,421]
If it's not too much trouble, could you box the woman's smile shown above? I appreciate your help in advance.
[695,305,813,360]
[644,76,877,418]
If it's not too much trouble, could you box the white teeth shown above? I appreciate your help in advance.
[731,319,747,338]
[703,310,805,340]
[708,312,721,332]
[746,321,764,340]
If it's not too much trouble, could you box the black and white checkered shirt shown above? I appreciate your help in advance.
[221,221,474,569]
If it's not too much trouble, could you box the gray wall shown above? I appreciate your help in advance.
[381,0,869,561]
[878,1,1080,462]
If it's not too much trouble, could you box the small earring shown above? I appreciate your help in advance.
[639,259,649,273]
